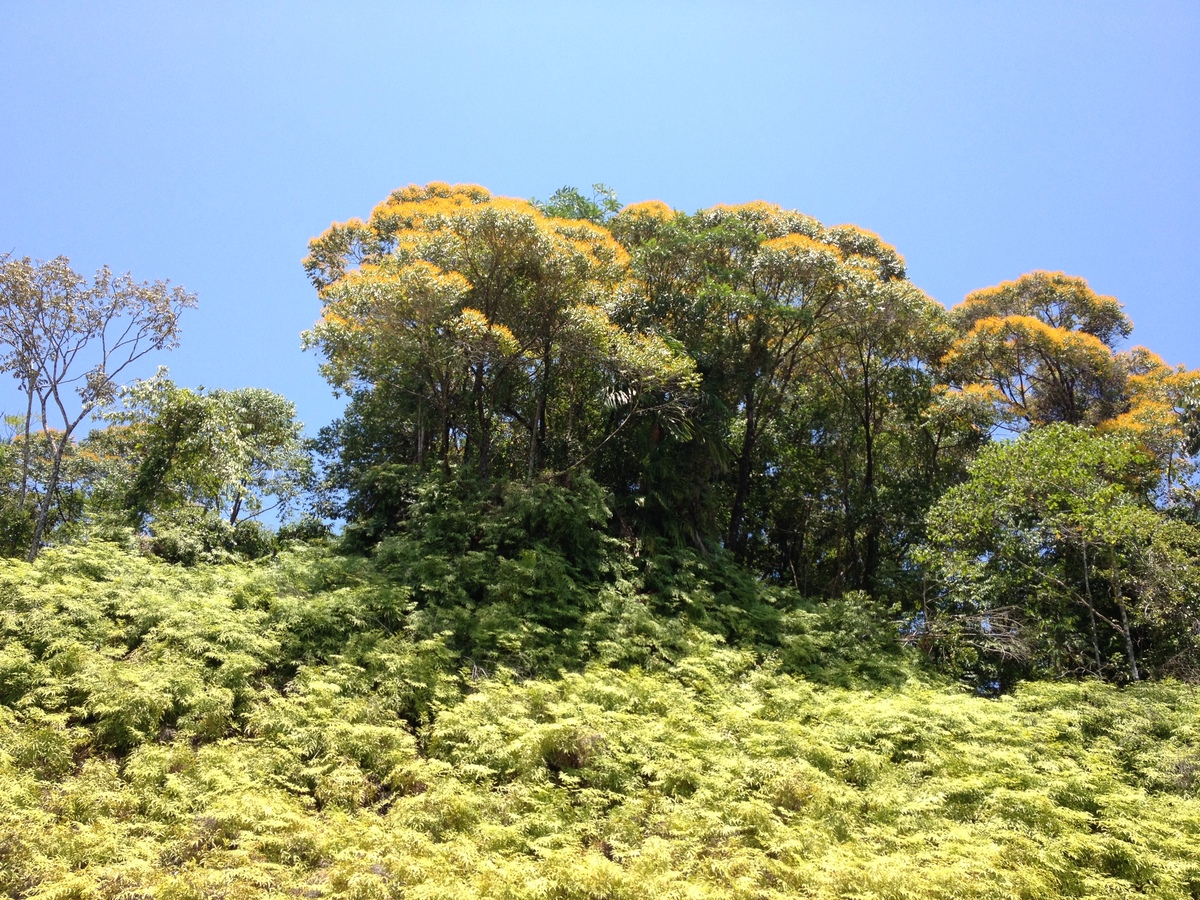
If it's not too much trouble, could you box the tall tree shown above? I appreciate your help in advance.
[803,276,951,594]
[0,256,195,560]
[611,201,929,569]
[942,271,1132,429]
[304,183,695,507]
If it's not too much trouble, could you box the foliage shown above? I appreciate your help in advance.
[9,183,1200,896]
[104,371,313,527]
[146,506,278,565]
[921,424,1200,687]
[943,271,1133,429]
[370,471,625,674]
[604,198,967,604]
[0,421,122,555]
[1103,346,1200,506]
[0,254,196,559]
[303,183,696,490]
[535,182,622,224]
[1,542,1199,898]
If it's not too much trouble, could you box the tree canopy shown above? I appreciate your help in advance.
[4,182,1200,689]
[4,182,1200,897]
[0,254,196,559]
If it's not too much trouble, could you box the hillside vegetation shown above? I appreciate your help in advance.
[1,542,1198,899]
[3,184,1200,897]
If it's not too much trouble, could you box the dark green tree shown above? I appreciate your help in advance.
[921,424,1200,685]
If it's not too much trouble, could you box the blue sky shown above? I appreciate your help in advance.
[1,1,1197,435]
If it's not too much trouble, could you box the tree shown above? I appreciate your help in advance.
[107,373,311,527]
[535,183,621,224]
[941,271,1132,429]
[610,200,930,573]
[1101,346,1200,507]
[0,256,196,560]
[921,424,1200,685]
[303,183,695,527]
[0,418,124,553]
[799,276,951,594]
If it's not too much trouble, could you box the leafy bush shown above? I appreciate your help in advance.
[373,473,628,673]
[146,507,278,565]
[779,590,909,686]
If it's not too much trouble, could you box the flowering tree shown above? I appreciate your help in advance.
[304,183,696,487]
[942,271,1133,429]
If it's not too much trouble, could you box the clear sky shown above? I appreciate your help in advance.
[1,1,1197,435]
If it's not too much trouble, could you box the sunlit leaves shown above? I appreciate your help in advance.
[1,548,1198,900]
[1104,346,1200,496]
[953,271,1130,346]
[105,372,311,528]
[944,272,1134,428]
[305,183,695,485]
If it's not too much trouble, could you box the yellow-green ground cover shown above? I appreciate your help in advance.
[1,544,1197,899]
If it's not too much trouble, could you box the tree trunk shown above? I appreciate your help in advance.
[472,364,490,479]
[726,392,757,559]
[527,394,543,483]
[527,346,552,482]
[27,429,71,562]
[1081,542,1103,676]
[860,408,879,595]
[17,373,34,510]
[1110,549,1140,681]
[439,385,452,476]
[415,394,426,467]
[1116,596,1140,682]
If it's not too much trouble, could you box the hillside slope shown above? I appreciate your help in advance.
[1,544,1198,899]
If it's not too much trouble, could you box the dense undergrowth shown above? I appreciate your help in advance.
[1,542,1198,899]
